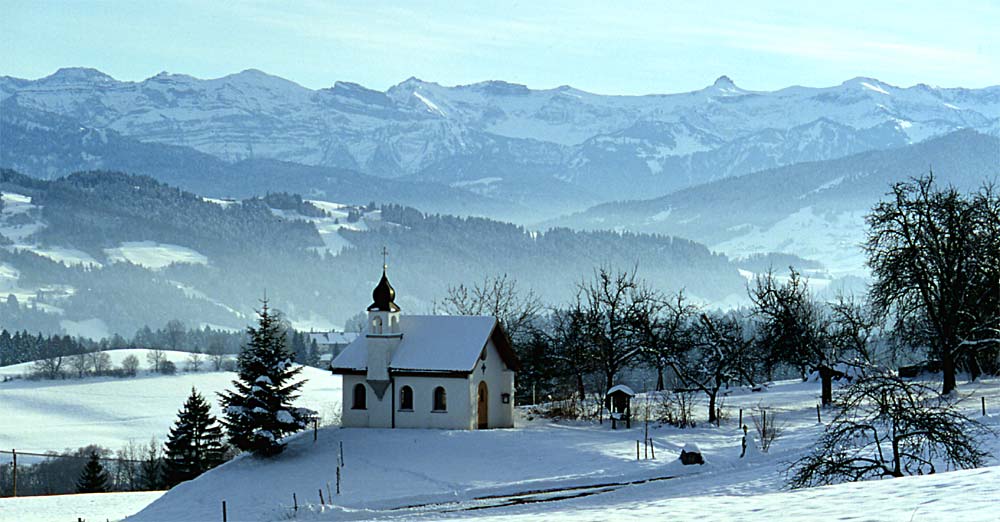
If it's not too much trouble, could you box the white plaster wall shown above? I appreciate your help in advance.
[393,376,473,430]
[469,338,516,429]
[340,374,370,428]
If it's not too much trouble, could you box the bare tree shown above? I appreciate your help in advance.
[186,352,203,372]
[89,351,112,375]
[790,371,991,488]
[146,349,166,373]
[574,267,649,391]
[207,342,226,371]
[70,352,93,378]
[671,312,757,425]
[634,290,697,391]
[866,174,1000,394]
[439,273,542,344]
[164,319,187,351]
[750,268,839,405]
[121,354,141,377]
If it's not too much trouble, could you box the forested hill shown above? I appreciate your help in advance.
[0,169,751,339]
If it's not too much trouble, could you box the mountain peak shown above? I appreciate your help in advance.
[42,67,115,84]
[713,75,736,88]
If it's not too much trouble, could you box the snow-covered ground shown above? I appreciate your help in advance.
[3,358,998,521]
[0,491,164,522]
[123,377,1000,522]
[0,349,341,452]
[104,241,208,269]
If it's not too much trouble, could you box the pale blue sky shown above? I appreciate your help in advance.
[3,1,998,94]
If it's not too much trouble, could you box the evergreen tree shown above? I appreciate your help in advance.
[219,301,311,456]
[140,437,164,490]
[163,387,226,487]
[76,452,110,493]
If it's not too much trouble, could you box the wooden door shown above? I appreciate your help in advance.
[477,381,489,429]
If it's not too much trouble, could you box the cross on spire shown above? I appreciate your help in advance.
[381,246,389,271]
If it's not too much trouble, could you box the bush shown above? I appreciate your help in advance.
[159,360,177,375]
[657,391,697,428]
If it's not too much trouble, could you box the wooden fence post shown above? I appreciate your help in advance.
[636,440,640,461]
[336,466,341,495]
[319,488,325,505]
[762,410,767,442]
[222,500,227,522]
[339,441,344,467]
[314,419,318,442]
[983,397,987,416]
[649,439,655,459]
[12,449,16,498]
[816,404,822,423]
[738,408,742,427]
[293,493,298,512]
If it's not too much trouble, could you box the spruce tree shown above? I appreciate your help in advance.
[164,387,226,487]
[77,452,110,493]
[220,301,311,456]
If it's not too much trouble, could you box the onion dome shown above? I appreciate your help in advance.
[367,269,400,312]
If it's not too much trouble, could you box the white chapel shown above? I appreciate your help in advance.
[330,266,519,429]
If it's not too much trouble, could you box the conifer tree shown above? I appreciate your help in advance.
[164,387,226,487]
[76,452,110,493]
[219,300,312,456]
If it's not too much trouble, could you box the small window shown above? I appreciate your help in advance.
[399,385,413,410]
[352,383,367,410]
[371,316,383,335]
[432,386,447,412]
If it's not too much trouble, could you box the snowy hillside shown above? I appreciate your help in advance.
[0,349,341,451]
[112,377,999,521]
[4,68,999,206]
[555,130,1000,278]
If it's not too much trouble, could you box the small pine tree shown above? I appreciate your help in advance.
[77,452,110,493]
[219,300,311,456]
[164,387,226,487]
[140,437,164,490]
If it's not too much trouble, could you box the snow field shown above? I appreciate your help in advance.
[0,350,341,453]
[0,491,164,522]
[127,377,1000,521]
[104,241,208,270]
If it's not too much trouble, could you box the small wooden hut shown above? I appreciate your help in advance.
[605,384,636,429]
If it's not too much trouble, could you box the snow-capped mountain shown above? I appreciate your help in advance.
[3,68,1000,208]
[552,130,1000,277]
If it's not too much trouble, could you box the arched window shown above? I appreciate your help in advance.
[371,316,383,335]
[399,386,413,410]
[433,386,447,412]
[352,383,367,410]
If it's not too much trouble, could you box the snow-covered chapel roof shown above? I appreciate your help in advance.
[330,315,520,374]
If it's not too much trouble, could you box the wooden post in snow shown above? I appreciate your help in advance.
[983,397,987,416]
[319,488,325,505]
[336,466,341,495]
[339,441,344,467]
[738,408,742,427]
[649,439,655,459]
[816,404,822,423]
[313,419,318,442]
[293,493,298,512]
[12,449,16,497]
[636,440,640,461]
[222,500,227,522]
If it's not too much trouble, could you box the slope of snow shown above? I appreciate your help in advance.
[104,241,208,269]
[0,352,340,451]
[713,207,869,278]
[0,491,164,522]
[123,377,1000,521]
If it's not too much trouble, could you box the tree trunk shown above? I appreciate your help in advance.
[942,351,957,395]
[606,372,615,393]
[819,366,834,406]
[707,392,717,425]
[656,367,665,392]
[576,373,585,402]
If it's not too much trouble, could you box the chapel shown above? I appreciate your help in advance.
[330,265,518,429]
